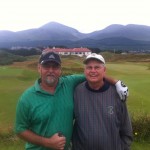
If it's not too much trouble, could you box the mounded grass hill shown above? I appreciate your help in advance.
[0,50,26,65]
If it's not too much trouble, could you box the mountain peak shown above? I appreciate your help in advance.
[0,22,150,50]
[39,21,77,31]
[40,21,65,28]
[103,24,124,32]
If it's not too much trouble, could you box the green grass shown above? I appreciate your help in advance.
[0,55,150,149]
[0,138,25,150]
[0,139,149,150]
[131,141,150,150]
[106,62,150,114]
[0,66,38,128]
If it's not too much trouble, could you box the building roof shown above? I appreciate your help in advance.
[43,47,91,53]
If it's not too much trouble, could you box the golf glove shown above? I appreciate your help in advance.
[115,80,129,101]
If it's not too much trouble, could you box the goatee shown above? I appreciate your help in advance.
[45,75,57,86]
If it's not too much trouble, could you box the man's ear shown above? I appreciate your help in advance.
[84,67,86,75]
[103,66,106,76]
[37,64,41,73]
[104,66,106,72]
[59,67,62,76]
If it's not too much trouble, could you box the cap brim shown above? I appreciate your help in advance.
[41,59,61,65]
[83,57,104,64]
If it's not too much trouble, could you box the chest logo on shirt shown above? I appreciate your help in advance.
[107,106,114,114]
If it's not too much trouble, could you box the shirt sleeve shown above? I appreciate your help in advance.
[14,96,30,134]
[120,102,133,150]
[65,74,86,88]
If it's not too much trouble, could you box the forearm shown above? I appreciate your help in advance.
[17,130,47,147]
[104,75,118,85]
[121,105,133,149]
[121,135,133,150]
[17,130,66,149]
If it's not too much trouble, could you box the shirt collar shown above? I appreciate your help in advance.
[34,78,63,94]
[85,79,110,93]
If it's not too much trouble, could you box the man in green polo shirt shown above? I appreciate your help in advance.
[14,51,129,150]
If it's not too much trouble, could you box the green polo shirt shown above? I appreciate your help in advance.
[15,74,85,150]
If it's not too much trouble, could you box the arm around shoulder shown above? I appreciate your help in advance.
[104,75,129,101]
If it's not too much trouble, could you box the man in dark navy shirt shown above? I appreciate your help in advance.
[72,53,133,150]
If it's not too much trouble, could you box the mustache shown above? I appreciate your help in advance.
[46,74,55,77]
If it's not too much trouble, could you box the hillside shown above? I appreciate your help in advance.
[5,52,149,70]
[88,24,150,41]
[100,52,150,63]
[0,22,150,50]
[0,50,26,65]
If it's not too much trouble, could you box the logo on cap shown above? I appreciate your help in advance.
[49,54,55,59]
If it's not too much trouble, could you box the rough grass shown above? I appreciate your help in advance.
[132,113,150,141]
[0,53,150,149]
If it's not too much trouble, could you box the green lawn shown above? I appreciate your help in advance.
[0,66,38,128]
[106,62,150,114]
[0,58,150,149]
[131,141,150,150]
[0,139,150,150]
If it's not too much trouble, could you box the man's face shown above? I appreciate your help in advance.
[38,61,61,87]
[84,59,106,84]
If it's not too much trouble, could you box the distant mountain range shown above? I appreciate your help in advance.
[0,22,150,50]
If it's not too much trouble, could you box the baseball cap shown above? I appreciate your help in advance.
[83,53,105,64]
[39,51,61,65]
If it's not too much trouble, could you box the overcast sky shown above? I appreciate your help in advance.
[0,0,149,33]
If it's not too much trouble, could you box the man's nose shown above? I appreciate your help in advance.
[48,67,55,71]
[90,67,97,71]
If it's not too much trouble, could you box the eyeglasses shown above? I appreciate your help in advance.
[85,65,104,71]
[41,63,61,70]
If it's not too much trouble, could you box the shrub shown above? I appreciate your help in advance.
[0,50,26,65]
[0,126,16,142]
[131,113,150,141]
